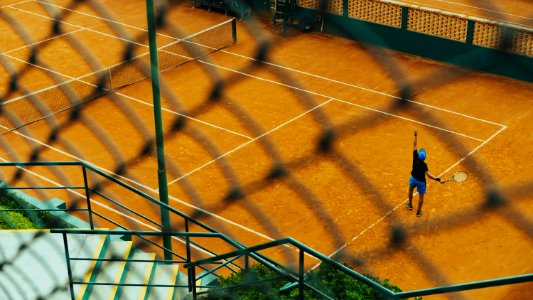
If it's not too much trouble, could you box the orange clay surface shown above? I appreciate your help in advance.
[0,1,532,299]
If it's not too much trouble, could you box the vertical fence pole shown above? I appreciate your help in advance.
[401,6,409,30]
[191,267,197,299]
[81,164,94,230]
[466,19,475,44]
[231,17,237,44]
[299,248,304,300]
[62,233,76,300]
[185,219,193,292]
[145,0,173,261]
[342,0,348,18]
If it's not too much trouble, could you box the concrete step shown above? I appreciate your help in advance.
[82,240,133,300]
[71,234,109,299]
[182,270,219,300]
[197,271,218,293]
[0,230,68,299]
[174,271,190,300]
[145,263,180,300]
[116,251,156,300]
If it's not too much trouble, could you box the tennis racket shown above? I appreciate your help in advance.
[444,171,468,183]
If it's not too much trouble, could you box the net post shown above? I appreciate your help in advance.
[145,0,173,261]
[231,17,237,44]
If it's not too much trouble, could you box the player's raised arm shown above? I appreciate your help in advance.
[414,129,418,150]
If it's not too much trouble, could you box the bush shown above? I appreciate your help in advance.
[209,262,421,300]
[0,204,36,229]
[208,264,289,300]
[0,190,65,229]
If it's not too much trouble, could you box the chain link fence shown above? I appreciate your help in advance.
[0,0,531,299]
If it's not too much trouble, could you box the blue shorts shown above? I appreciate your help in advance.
[409,176,426,194]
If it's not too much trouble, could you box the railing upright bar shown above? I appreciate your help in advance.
[191,267,197,299]
[185,219,193,292]
[81,164,94,230]
[90,189,163,228]
[83,163,219,233]
[298,248,304,300]
[61,233,76,300]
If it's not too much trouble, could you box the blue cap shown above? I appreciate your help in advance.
[419,149,426,161]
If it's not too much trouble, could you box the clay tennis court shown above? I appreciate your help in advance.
[1,0,532,299]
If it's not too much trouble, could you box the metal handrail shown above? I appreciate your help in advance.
[184,237,533,299]
[89,188,163,229]
[184,237,391,298]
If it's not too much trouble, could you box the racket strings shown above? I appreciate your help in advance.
[452,171,468,182]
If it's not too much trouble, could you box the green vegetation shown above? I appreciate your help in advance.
[208,263,420,299]
[0,204,36,229]
[0,190,61,229]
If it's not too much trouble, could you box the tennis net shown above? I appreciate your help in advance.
[0,18,237,134]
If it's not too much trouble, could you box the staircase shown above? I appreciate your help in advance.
[0,230,202,300]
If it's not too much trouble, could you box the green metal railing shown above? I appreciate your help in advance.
[1,161,532,299]
[185,237,533,299]
[0,161,248,295]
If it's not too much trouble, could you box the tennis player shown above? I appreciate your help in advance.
[406,130,445,217]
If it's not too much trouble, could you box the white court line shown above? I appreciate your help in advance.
[321,125,508,267]
[0,28,85,56]
[333,99,484,142]
[0,0,33,9]
[7,6,150,49]
[219,51,507,128]
[167,98,334,186]
[115,92,253,140]
[32,0,507,128]
[198,59,486,142]
[408,0,533,21]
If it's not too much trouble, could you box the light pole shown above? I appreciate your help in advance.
[145,0,172,261]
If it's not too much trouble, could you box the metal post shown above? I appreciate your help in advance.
[81,164,94,230]
[191,267,197,299]
[298,248,304,300]
[231,17,237,44]
[145,0,173,261]
[62,233,76,300]
[466,19,475,44]
[185,219,193,292]
[401,6,409,30]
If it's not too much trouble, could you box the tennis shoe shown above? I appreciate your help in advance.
[406,203,413,210]
[416,211,422,217]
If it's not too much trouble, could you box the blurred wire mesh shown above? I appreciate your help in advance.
[0,0,531,299]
